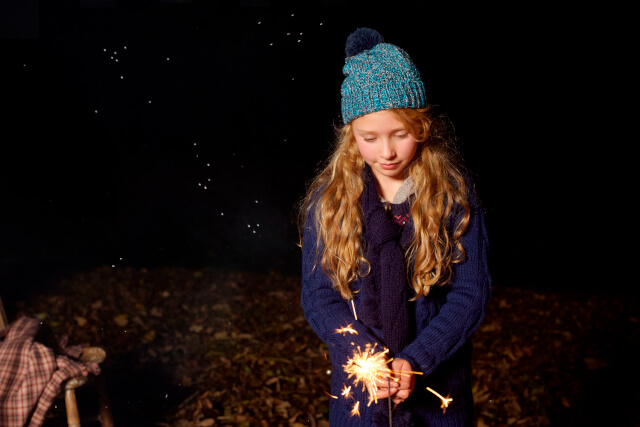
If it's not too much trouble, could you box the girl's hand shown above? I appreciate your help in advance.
[374,376,398,400]
[373,358,415,403]
[390,358,415,404]
[374,357,398,400]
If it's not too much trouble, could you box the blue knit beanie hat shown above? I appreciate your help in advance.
[341,28,427,124]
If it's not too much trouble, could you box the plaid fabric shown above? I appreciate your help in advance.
[0,317,101,427]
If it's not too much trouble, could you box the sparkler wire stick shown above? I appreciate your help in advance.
[388,376,392,427]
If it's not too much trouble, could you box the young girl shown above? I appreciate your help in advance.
[299,28,491,426]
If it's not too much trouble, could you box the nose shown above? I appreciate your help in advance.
[380,139,396,160]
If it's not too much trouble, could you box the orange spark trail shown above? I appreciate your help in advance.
[350,401,360,417]
[324,390,338,399]
[426,386,453,413]
[391,368,424,378]
[335,324,358,335]
[341,384,352,399]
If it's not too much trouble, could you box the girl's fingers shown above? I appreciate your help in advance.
[375,379,398,389]
[375,387,397,399]
[395,388,411,399]
[388,358,416,402]
[390,388,411,404]
[397,376,411,390]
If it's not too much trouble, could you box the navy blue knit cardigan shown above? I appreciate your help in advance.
[301,177,491,426]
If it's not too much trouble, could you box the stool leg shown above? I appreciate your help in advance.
[65,388,81,427]
[98,375,114,427]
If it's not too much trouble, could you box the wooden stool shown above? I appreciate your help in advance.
[64,346,113,427]
[1,296,112,426]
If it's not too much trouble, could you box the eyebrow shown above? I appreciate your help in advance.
[354,127,407,134]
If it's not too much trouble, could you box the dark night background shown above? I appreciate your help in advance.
[0,2,629,305]
[1,2,637,426]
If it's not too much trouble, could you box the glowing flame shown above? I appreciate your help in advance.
[350,401,360,417]
[343,343,393,406]
[427,386,453,414]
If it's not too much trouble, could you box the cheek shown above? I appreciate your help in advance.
[356,141,376,163]
[401,140,419,159]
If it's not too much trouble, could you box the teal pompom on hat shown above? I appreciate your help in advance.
[340,28,427,124]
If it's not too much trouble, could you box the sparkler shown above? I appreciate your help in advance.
[336,324,460,425]
[426,387,452,414]
[343,343,393,406]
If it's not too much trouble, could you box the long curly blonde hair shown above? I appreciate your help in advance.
[299,107,471,300]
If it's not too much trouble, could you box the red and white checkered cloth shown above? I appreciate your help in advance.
[0,317,101,427]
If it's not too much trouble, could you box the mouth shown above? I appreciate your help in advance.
[379,163,399,170]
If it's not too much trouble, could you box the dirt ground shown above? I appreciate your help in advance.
[6,266,640,426]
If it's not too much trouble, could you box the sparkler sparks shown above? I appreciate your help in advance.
[343,343,393,406]
[350,401,360,417]
[350,299,358,320]
[324,390,338,399]
[341,384,352,399]
[334,326,431,421]
[335,324,358,335]
[427,387,453,414]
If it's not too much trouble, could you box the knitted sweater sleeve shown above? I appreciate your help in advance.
[395,195,492,376]
[301,207,384,353]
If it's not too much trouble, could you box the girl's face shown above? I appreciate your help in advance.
[352,110,418,188]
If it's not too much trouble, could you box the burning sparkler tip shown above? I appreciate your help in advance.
[343,343,393,406]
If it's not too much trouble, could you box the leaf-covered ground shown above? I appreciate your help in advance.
[7,266,640,427]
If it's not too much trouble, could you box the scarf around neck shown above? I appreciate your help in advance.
[359,165,413,356]
[359,165,416,426]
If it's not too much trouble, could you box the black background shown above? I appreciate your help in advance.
[0,1,629,303]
